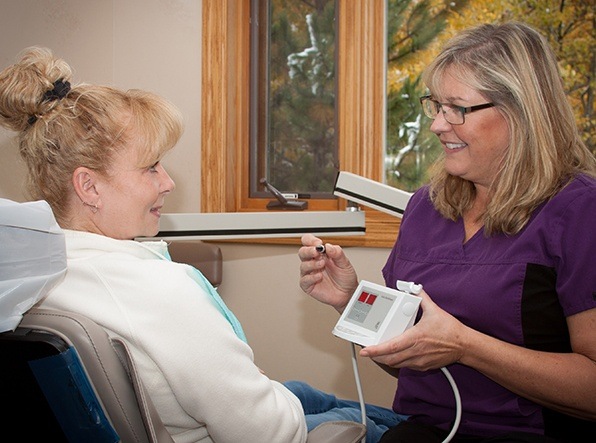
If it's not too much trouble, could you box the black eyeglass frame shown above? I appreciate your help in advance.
[419,95,495,125]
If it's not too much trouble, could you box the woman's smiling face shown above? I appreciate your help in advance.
[91,131,176,240]
[429,68,510,191]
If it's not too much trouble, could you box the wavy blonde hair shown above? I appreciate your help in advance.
[422,22,595,236]
[0,46,184,225]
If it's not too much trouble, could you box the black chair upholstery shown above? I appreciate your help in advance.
[0,308,173,443]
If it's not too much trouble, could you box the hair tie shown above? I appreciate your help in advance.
[28,79,72,125]
[42,79,71,102]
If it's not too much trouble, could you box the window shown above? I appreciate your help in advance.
[202,0,399,247]
[250,0,338,200]
[202,0,594,248]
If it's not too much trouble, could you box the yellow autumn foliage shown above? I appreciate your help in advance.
[388,0,595,152]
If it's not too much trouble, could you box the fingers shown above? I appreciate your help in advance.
[299,270,323,293]
[299,234,327,261]
[358,328,425,369]
[301,233,320,246]
[299,235,325,288]
[300,252,324,276]
[359,331,409,359]
[415,288,434,311]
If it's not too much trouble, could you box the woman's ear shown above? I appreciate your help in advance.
[73,167,99,206]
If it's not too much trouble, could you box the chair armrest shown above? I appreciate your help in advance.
[307,421,366,443]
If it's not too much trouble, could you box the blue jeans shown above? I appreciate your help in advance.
[284,380,408,443]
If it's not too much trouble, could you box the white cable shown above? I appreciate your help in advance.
[439,366,461,443]
[351,342,367,442]
[349,344,461,443]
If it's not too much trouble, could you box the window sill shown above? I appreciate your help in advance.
[211,210,399,249]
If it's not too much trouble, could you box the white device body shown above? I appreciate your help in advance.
[332,280,421,347]
[333,171,413,217]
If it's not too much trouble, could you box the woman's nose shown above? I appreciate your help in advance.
[429,110,452,134]
[158,164,176,192]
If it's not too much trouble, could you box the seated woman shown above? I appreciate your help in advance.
[0,46,307,443]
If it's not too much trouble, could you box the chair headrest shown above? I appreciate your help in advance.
[0,199,66,332]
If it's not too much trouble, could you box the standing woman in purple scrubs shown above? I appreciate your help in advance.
[293,21,596,443]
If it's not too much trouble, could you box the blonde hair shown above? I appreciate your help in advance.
[422,22,595,236]
[0,46,184,224]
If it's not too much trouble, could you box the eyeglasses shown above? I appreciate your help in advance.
[419,95,495,125]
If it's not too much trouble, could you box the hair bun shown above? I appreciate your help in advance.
[0,46,73,132]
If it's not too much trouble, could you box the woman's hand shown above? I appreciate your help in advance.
[298,234,359,313]
[360,288,469,370]
[362,290,596,421]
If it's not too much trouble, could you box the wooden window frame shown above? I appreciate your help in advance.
[201,0,400,248]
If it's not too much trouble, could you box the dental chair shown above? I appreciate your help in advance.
[168,240,223,288]
[0,199,366,443]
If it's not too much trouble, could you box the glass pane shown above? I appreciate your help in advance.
[250,0,337,199]
[384,0,443,192]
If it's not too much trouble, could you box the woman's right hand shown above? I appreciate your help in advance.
[298,234,358,312]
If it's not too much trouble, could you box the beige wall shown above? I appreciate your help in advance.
[0,0,397,407]
[0,0,201,212]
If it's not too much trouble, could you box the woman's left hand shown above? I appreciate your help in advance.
[359,289,469,371]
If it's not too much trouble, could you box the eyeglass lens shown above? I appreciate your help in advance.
[423,98,464,125]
